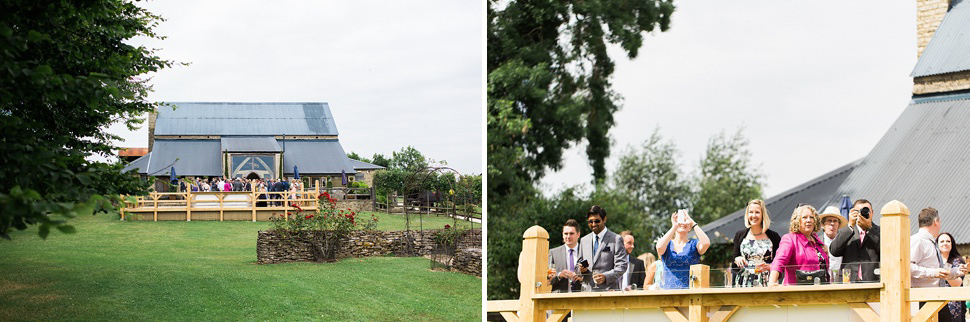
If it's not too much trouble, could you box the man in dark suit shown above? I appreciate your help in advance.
[620,230,646,290]
[548,219,583,292]
[830,199,880,282]
[578,205,627,291]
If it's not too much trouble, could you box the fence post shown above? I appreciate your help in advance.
[518,225,550,322]
[152,192,159,221]
[689,264,710,322]
[880,200,911,322]
[371,187,376,211]
[185,189,192,221]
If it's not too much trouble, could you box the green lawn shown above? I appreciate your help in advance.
[0,213,481,321]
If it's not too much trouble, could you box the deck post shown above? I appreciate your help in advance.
[185,189,192,221]
[518,225,550,322]
[880,200,911,322]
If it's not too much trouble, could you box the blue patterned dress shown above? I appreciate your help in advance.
[661,239,700,289]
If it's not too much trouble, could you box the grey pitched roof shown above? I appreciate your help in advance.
[818,95,970,236]
[912,0,970,77]
[702,159,861,244]
[282,140,357,175]
[349,159,386,170]
[145,140,223,176]
[155,102,338,136]
[122,152,151,174]
[704,94,970,243]
[220,136,282,152]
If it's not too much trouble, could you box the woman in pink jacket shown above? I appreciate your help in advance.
[768,205,830,286]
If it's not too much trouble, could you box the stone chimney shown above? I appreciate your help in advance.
[148,108,157,152]
[913,0,970,95]
[916,0,949,58]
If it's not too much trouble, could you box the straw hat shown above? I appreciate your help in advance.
[819,206,848,228]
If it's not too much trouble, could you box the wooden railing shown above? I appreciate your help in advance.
[120,188,320,222]
[487,200,970,322]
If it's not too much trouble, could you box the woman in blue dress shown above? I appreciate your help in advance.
[655,210,711,289]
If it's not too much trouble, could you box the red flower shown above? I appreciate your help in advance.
[444,224,451,229]
[305,214,314,219]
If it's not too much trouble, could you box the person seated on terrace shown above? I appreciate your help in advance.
[655,209,710,289]
[768,205,829,286]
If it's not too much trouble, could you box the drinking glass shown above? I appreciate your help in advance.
[842,268,852,284]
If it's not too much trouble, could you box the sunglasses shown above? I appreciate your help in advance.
[587,219,602,224]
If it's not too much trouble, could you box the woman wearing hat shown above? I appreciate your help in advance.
[819,206,848,273]
[731,199,782,287]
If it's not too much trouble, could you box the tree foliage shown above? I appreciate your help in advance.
[346,151,370,164]
[390,146,428,172]
[0,0,175,239]
[488,0,675,187]
[691,129,765,224]
[487,0,675,300]
[612,129,691,237]
[370,153,391,168]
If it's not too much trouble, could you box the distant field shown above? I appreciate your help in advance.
[0,213,481,321]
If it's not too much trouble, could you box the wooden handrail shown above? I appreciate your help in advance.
[486,200,970,322]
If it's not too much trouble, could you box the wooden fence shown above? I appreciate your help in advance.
[487,200,970,322]
[120,186,373,221]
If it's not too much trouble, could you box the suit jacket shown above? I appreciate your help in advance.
[579,228,627,290]
[548,245,583,292]
[829,224,880,282]
[624,256,646,290]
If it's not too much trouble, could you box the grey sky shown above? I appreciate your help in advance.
[541,1,917,198]
[108,1,483,175]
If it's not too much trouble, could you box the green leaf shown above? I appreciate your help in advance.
[27,30,47,42]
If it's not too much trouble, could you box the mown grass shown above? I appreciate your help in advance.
[0,213,481,321]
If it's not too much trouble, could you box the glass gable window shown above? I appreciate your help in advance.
[231,155,275,179]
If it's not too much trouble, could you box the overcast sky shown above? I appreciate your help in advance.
[541,1,918,198]
[107,1,483,175]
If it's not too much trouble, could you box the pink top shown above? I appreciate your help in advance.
[770,232,830,285]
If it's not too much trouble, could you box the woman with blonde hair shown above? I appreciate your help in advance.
[768,205,829,286]
[731,199,782,287]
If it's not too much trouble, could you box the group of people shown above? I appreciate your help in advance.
[178,177,309,207]
[546,200,970,321]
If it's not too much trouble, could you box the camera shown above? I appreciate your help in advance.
[860,207,871,219]
[577,258,589,270]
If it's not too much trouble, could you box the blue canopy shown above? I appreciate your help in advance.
[170,166,177,183]
[293,165,300,179]
[341,170,347,185]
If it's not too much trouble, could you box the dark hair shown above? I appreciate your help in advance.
[853,199,871,208]
[587,205,607,219]
[563,219,581,232]
[918,207,939,228]
[938,232,962,264]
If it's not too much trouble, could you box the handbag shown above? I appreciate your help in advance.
[795,238,829,285]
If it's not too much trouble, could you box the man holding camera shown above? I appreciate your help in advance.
[830,199,881,283]
[548,219,584,292]
[577,205,627,291]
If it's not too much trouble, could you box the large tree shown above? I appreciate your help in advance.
[612,129,691,237]
[691,129,765,224]
[487,0,675,300]
[0,0,175,239]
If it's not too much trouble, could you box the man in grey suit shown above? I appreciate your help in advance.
[548,219,583,292]
[578,205,627,291]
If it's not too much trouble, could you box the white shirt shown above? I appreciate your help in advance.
[822,233,843,271]
[565,245,579,271]
[910,229,944,288]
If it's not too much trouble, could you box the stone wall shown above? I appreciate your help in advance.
[913,70,970,95]
[257,228,481,276]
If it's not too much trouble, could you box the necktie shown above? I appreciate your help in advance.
[935,240,946,287]
[568,249,575,272]
[594,236,600,258]
[858,228,866,280]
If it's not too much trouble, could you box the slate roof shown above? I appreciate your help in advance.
[154,102,338,136]
[144,140,223,176]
